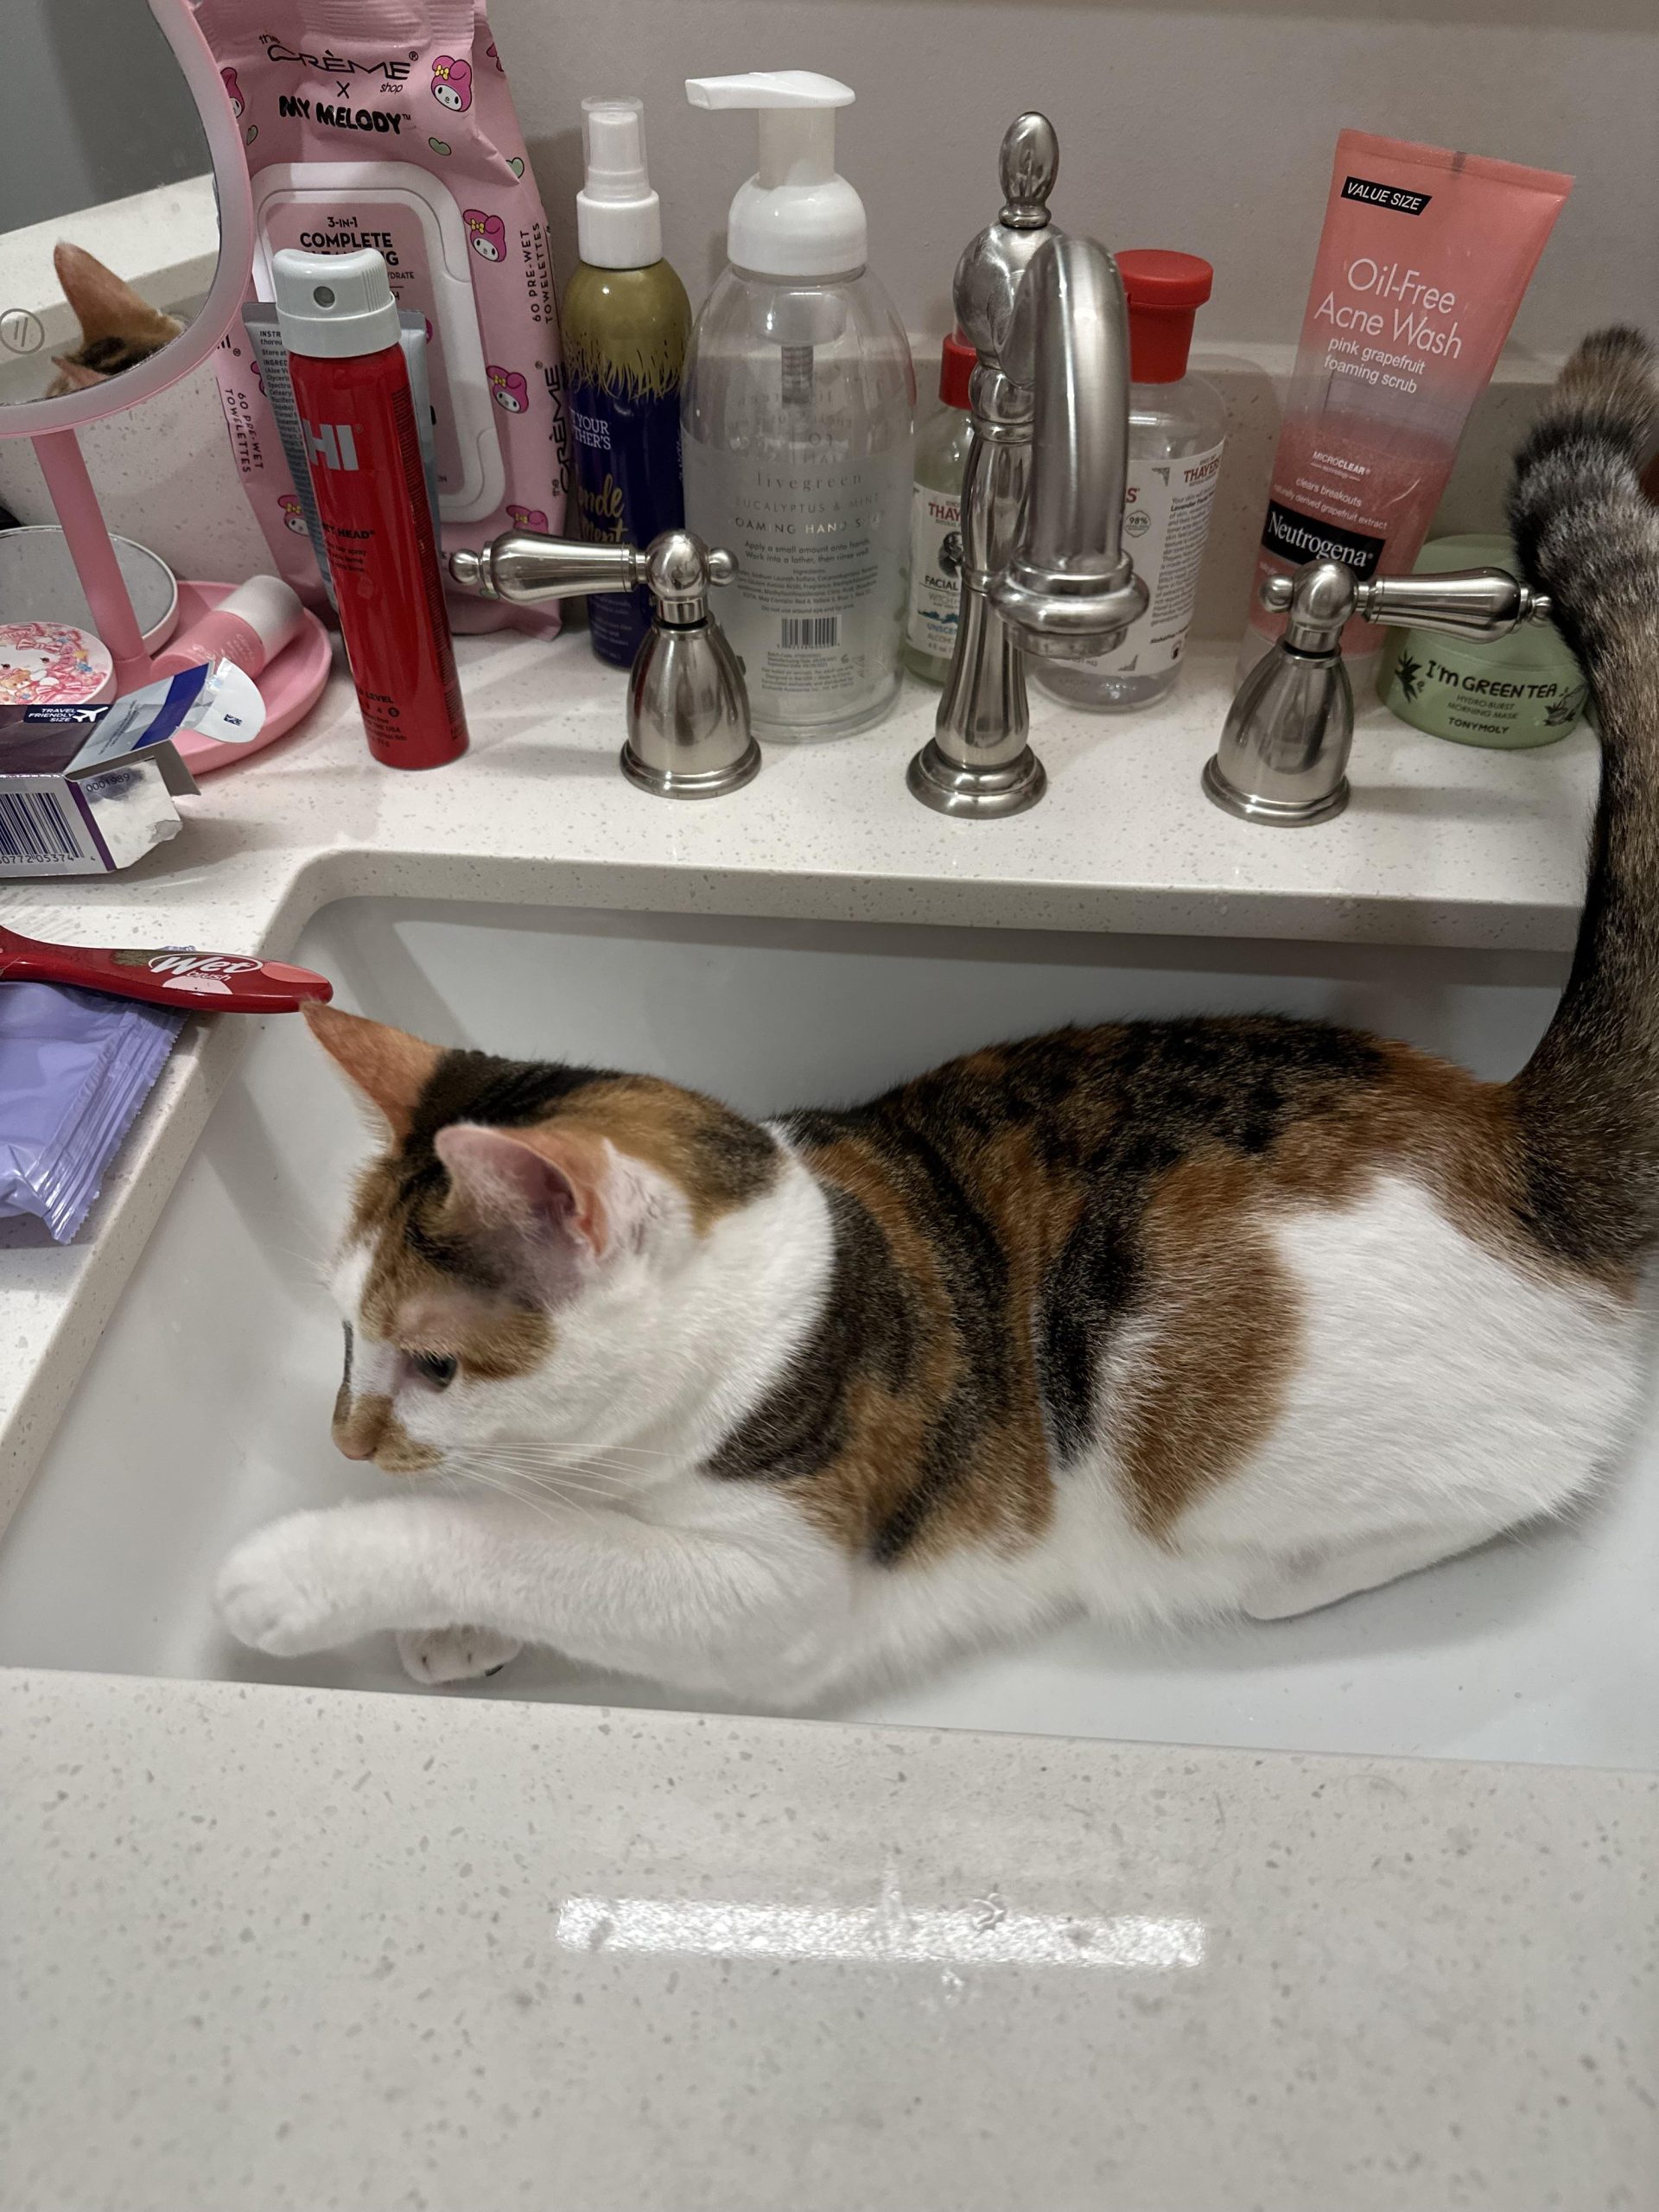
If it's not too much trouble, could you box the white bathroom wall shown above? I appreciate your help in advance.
[498,0,1656,353]
[3,0,207,231]
[2,1,1650,631]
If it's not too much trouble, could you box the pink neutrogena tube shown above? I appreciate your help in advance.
[1243,130,1571,677]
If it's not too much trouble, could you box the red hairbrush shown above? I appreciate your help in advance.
[0,923,333,1013]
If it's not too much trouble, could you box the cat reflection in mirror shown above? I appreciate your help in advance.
[43,244,182,396]
[219,332,1659,1708]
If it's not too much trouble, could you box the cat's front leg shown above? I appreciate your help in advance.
[217,1504,422,1657]
[216,1491,837,1690]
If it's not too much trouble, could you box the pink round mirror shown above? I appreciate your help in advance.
[0,0,256,693]
[0,0,254,436]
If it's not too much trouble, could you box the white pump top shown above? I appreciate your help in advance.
[576,96,664,270]
[685,71,865,279]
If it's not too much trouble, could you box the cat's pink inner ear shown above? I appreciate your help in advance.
[435,1123,610,1259]
[304,1004,442,1141]
[49,357,108,391]
[52,242,179,345]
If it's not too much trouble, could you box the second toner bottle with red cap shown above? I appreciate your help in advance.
[1036,251,1225,713]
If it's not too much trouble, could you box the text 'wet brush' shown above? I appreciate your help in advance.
[0,923,333,1012]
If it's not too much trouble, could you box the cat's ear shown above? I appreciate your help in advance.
[435,1123,611,1263]
[48,357,108,392]
[53,242,180,346]
[304,1004,442,1141]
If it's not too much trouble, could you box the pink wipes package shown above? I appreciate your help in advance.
[194,0,571,632]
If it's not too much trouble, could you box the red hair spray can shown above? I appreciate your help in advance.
[273,247,467,769]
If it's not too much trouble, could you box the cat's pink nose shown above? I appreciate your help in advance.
[334,1395,390,1461]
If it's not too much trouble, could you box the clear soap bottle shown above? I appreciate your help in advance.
[680,72,915,741]
[1034,251,1225,712]
[902,331,975,684]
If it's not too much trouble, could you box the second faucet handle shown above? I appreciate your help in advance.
[1261,560,1552,648]
[1205,556,1559,830]
[1357,567,1552,641]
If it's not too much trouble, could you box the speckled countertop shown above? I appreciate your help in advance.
[3,1670,1654,2212]
[6,629,1648,2211]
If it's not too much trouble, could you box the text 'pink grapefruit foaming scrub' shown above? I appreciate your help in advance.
[1242,130,1571,682]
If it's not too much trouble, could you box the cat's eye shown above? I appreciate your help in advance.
[410,1351,458,1390]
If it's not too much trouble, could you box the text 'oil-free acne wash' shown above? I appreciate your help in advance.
[1240,131,1570,684]
[680,72,915,741]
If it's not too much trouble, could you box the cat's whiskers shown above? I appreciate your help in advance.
[446,1456,594,1529]
[468,1438,687,1474]
[463,1444,667,1484]
[459,1455,637,1506]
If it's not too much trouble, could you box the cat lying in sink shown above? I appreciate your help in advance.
[219,331,1659,1703]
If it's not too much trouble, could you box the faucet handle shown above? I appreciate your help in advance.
[1258,560,1552,654]
[449,527,738,624]
[448,526,760,802]
[1357,567,1553,641]
[448,533,642,603]
[1205,557,1557,830]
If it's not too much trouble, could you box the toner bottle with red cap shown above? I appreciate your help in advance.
[902,331,976,685]
[1036,251,1225,712]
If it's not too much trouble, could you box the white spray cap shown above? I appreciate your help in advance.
[271,246,399,359]
[685,71,864,279]
[576,96,664,270]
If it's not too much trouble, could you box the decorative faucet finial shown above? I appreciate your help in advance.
[998,112,1058,227]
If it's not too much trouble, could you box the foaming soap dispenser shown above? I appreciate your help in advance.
[681,71,915,741]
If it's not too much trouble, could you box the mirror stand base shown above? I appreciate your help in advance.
[31,430,152,694]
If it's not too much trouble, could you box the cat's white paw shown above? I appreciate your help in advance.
[217,1515,364,1657]
[397,1625,521,1686]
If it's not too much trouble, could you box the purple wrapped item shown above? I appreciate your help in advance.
[0,980,184,1242]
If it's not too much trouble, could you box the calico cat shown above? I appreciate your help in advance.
[44,244,182,396]
[219,328,1659,1702]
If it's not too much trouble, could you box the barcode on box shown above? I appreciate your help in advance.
[0,789,84,867]
[780,615,839,650]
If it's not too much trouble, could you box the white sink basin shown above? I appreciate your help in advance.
[2,894,1654,1769]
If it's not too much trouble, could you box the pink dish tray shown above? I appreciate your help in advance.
[170,580,334,773]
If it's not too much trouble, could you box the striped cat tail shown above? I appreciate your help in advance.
[1507,327,1659,1268]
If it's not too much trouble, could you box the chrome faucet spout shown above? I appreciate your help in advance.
[907,114,1145,819]
[989,233,1147,663]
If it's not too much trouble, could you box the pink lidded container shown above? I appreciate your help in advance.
[0,622,116,707]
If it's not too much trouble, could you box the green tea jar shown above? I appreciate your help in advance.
[1378,531,1588,748]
